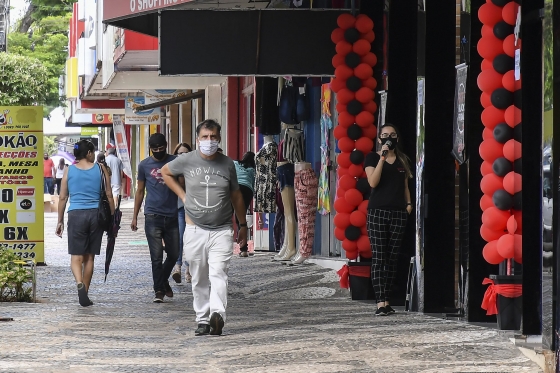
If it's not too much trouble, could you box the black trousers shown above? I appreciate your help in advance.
[236,185,254,252]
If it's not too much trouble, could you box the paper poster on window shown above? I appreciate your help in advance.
[124,96,161,125]
[112,115,133,179]
[452,64,468,164]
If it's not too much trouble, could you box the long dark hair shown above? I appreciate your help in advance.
[73,140,95,161]
[58,158,66,169]
[173,142,192,155]
[379,123,412,179]
[239,151,256,169]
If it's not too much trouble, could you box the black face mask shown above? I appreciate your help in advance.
[152,150,166,160]
[381,137,397,150]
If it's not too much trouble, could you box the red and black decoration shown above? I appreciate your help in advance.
[477,0,522,265]
[331,13,378,260]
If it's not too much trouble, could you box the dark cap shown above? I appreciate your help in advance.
[148,133,167,148]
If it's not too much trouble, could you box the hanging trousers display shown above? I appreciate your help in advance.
[273,188,285,251]
[366,209,408,303]
[294,168,318,257]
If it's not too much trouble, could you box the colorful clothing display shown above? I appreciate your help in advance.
[281,129,305,163]
[295,168,319,258]
[254,141,278,213]
[318,83,332,215]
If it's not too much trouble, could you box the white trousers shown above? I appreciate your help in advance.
[184,224,233,324]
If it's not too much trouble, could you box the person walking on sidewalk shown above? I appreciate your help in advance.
[105,144,124,208]
[130,133,180,303]
[55,140,115,307]
[233,151,256,257]
[171,142,193,284]
[43,152,56,195]
[161,119,248,336]
[55,158,67,195]
[364,123,413,316]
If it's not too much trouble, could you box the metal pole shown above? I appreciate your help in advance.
[350,0,357,16]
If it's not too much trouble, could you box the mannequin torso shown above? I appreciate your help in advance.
[294,161,311,172]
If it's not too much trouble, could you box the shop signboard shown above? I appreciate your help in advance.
[452,63,468,164]
[0,106,44,264]
[103,0,196,22]
[144,89,188,102]
[80,127,98,136]
[112,115,133,179]
[124,96,161,125]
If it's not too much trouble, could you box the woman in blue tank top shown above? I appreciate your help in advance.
[55,140,114,307]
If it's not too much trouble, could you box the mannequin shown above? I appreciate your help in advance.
[254,136,278,214]
[274,158,297,261]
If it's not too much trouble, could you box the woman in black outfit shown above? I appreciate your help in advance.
[364,123,413,316]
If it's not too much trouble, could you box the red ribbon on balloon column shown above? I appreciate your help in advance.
[481,278,522,315]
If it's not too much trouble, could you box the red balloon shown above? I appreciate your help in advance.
[354,63,373,80]
[504,105,521,127]
[342,239,358,251]
[334,197,354,214]
[361,225,367,236]
[353,39,371,56]
[356,111,375,127]
[481,25,493,38]
[339,174,356,190]
[334,212,351,229]
[478,2,503,26]
[502,1,519,26]
[502,70,515,92]
[507,215,518,235]
[335,64,353,80]
[503,171,522,194]
[483,240,505,265]
[358,200,368,214]
[361,52,377,67]
[477,35,504,60]
[337,167,349,178]
[333,125,347,140]
[513,210,522,233]
[481,58,494,71]
[361,30,375,43]
[481,106,505,129]
[355,87,374,103]
[362,77,377,90]
[481,225,505,242]
[335,102,346,114]
[345,188,363,206]
[514,234,522,263]
[357,234,371,253]
[497,234,515,259]
[337,152,352,168]
[334,227,346,241]
[337,13,356,29]
[355,14,374,33]
[362,124,377,139]
[331,28,345,44]
[332,54,346,68]
[480,92,492,108]
[350,211,367,227]
[330,78,346,93]
[338,137,355,152]
[363,100,377,114]
[335,41,353,56]
[336,186,345,199]
[355,137,374,153]
[479,138,504,162]
[348,164,364,178]
[345,246,359,260]
[480,161,494,176]
[361,171,367,179]
[337,89,355,105]
[503,139,521,161]
[480,194,494,211]
[338,112,355,128]
[477,69,504,93]
[482,127,493,141]
[503,34,516,57]
[481,173,504,195]
[482,207,510,231]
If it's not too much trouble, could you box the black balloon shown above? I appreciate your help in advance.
[350,150,365,165]
[493,157,513,177]
[514,89,521,108]
[513,192,522,211]
[346,76,362,92]
[493,21,514,40]
[491,88,513,110]
[344,28,361,44]
[347,100,363,115]
[345,52,361,69]
[345,225,361,241]
[493,54,514,74]
[493,122,513,144]
[491,0,510,5]
[514,158,522,175]
[514,122,522,142]
[356,177,371,195]
[347,124,363,140]
[493,189,513,211]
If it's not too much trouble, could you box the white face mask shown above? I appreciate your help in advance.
[199,139,219,156]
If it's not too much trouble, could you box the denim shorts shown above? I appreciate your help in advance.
[67,209,103,255]
[277,163,295,191]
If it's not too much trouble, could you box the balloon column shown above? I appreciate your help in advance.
[331,13,378,260]
[477,1,522,265]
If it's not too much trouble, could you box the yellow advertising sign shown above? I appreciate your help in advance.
[0,106,44,264]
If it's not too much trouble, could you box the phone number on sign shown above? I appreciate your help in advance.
[1,243,36,251]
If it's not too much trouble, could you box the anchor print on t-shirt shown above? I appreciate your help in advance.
[150,168,165,184]
[186,166,229,214]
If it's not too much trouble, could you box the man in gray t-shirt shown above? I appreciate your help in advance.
[162,119,248,337]
[105,145,124,207]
